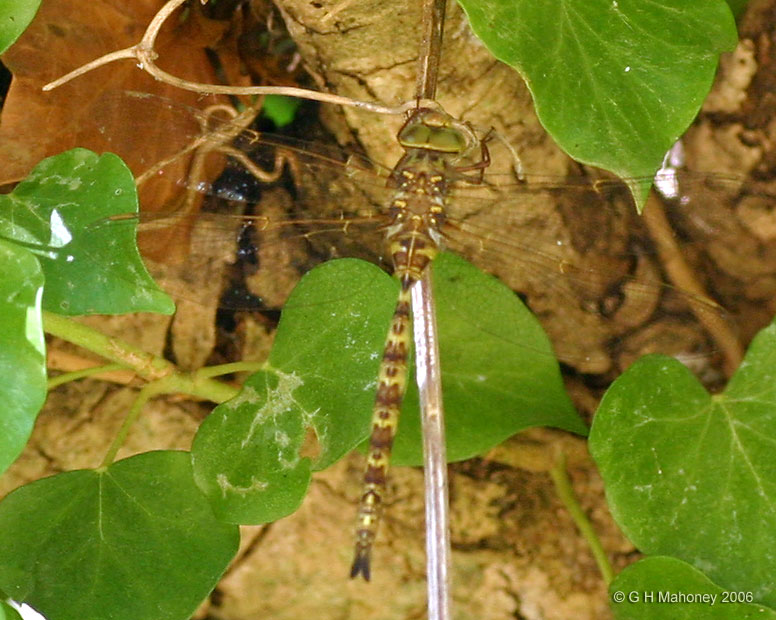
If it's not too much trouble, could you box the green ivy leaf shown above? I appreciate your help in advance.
[192,258,397,523]
[193,253,583,523]
[0,240,46,476]
[0,148,174,315]
[726,0,749,17]
[0,601,23,620]
[611,556,776,619]
[393,252,585,465]
[589,319,776,607]
[0,0,41,55]
[0,451,239,620]
[456,0,738,208]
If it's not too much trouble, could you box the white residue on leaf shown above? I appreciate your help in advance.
[240,371,305,448]
[278,449,300,470]
[225,384,261,411]
[43,173,82,191]
[633,484,654,500]
[216,473,268,497]
[300,406,320,426]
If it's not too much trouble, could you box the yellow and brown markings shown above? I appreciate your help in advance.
[350,106,486,581]
[350,231,439,581]
[350,280,412,580]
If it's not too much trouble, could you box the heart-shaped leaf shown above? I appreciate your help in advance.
[611,556,776,619]
[456,0,738,208]
[193,253,583,523]
[0,148,173,315]
[0,451,239,620]
[0,0,41,54]
[590,319,776,607]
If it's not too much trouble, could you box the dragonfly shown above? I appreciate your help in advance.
[347,105,490,579]
[57,89,776,577]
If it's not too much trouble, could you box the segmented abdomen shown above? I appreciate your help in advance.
[350,231,437,581]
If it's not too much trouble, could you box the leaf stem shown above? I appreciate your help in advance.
[43,311,175,381]
[195,361,265,379]
[47,363,126,389]
[549,451,615,585]
[43,311,238,402]
[99,368,247,467]
[99,380,164,468]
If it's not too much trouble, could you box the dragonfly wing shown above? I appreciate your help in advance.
[442,177,745,378]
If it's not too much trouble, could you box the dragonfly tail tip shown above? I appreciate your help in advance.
[349,550,372,581]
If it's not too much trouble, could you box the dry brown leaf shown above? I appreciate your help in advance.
[0,0,244,202]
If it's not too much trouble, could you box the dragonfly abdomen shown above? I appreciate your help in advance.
[350,228,439,581]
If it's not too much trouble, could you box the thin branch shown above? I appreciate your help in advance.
[47,363,127,390]
[99,380,166,468]
[642,192,743,376]
[42,0,416,117]
[415,0,447,101]
[196,361,266,379]
[43,311,238,403]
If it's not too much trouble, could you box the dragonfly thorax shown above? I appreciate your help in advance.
[386,150,452,250]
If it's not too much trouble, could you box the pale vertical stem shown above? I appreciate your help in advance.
[414,1,451,616]
[415,0,447,100]
[411,265,451,620]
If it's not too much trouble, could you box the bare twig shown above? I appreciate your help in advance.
[416,0,447,101]
[42,0,417,117]
[642,192,743,377]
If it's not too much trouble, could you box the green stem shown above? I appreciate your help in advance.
[196,361,265,379]
[99,369,246,467]
[99,381,164,468]
[45,311,247,468]
[48,363,126,389]
[43,310,175,381]
[43,310,237,403]
[549,451,615,585]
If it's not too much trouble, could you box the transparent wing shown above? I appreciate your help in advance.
[69,91,776,375]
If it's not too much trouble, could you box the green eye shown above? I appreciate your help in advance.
[427,127,467,152]
[398,123,466,153]
[398,123,432,148]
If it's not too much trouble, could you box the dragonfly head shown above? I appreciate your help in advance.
[397,108,476,156]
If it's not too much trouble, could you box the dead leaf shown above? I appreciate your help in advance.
[0,0,242,198]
